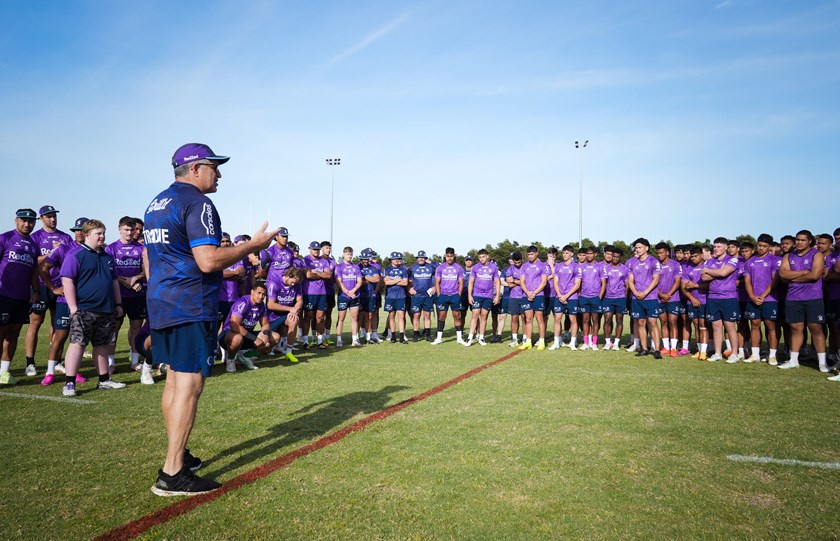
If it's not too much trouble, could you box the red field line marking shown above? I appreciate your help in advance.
[93,349,523,541]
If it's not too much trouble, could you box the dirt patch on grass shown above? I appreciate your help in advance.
[744,493,782,509]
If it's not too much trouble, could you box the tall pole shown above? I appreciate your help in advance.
[326,158,341,245]
[575,140,588,247]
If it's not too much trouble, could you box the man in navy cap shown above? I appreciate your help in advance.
[23,205,72,377]
[358,249,381,343]
[145,143,278,496]
[408,250,436,341]
[383,251,410,343]
[0,209,40,385]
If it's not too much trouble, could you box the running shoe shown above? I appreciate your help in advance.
[151,466,220,497]
[24,364,36,376]
[40,374,55,386]
[62,382,76,397]
[0,372,18,385]
[96,379,127,390]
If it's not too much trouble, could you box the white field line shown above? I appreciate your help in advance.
[0,391,95,405]
[727,454,840,470]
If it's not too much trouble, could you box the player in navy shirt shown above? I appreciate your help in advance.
[145,143,277,497]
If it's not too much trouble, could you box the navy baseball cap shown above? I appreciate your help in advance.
[39,205,59,216]
[308,241,321,250]
[221,232,231,240]
[464,255,473,261]
[359,248,371,259]
[16,208,37,220]
[277,227,289,236]
[417,250,428,258]
[70,217,88,231]
[389,251,404,259]
[171,143,230,168]
[370,250,378,257]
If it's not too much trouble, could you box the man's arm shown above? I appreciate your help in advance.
[192,221,277,274]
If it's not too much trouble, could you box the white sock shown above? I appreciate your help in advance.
[512,333,518,341]
[725,339,732,351]
[670,338,677,350]
[682,340,689,350]
[633,338,640,347]
[571,336,577,346]
[456,331,463,339]
[662,338,669,349]
[142,361,153,371]
[467,334,473,341]
[366,332,372,340]
[352,334,358,341]
[818,352,827,365]
[738,347,745,358]
[0,360,9,374]
[130,352,140,365]
[436,331,443,340]
[789,352,800,363]
[605,338,612,348]
[700,343,708,353]
[317,334,323,344]
[769,348,777,358]
[46,360,57,375]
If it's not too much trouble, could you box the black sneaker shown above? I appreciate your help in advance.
[400,337,409,344]
[635,349,649,357]
[389,336,396,343]
[412,333,420,342]
[425,334,434,342]
[301,343,310,350]
[184,448,202,472]
[151,466,220,497]
[652,350,662,360]
[318,342,327,350]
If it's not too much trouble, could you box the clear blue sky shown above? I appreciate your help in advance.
[1,0,838,254]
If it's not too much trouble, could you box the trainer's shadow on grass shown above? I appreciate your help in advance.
[205,385,410,477]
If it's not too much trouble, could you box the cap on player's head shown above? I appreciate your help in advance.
[39,205,58,216]
[277,227,289,237]
[389,251,404,260]
[417,250,427,259]
[445,247,455,255]
[70,217,89,232]
[464,255,473,262]
[511,251,523,262]
[171,143,230,168]
[16,208,37,220]
[308,241,321,250]
[757,233,774,244]
[221,232,231,241]
[359,248,371,260]
[632,238,650,248]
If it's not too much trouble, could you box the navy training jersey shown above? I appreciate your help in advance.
[144,182,223,329]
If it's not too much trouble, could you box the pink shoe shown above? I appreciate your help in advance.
[40,374,54,386]
[677,348,690,356]
[75,374,87,384]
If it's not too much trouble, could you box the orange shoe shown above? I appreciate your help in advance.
[723,350,732,357]
[669,349,678,358]
[659,347,670,355]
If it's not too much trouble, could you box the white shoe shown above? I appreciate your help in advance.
[612,342,620,351]
[827,374,840,381]
[569,344,578,351]
[819,363,829,373]
[726,355,741,364]
[548,342,560,351]
[768,356,778,366]
[96,379,126,390]
[62,383,76,397]
[477,338,487,346]
[746,355,759,364]
[508,340,519,348]
[707,353,722,362]
[352,340,362,347]
[460,339,471,347]
[239,355,259,370]
[55,362,66,374]
[590,344,599,351]
[24,364,36,376]
[778,361,799,370]
[431,337,443,345]
[580,344,589,351]
[626,344,638,352]
[226,360,236,373]
[140,370,155,385]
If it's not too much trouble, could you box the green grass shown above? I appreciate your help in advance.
[1,321,839,540]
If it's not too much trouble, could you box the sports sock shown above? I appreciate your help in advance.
[682,340,689,350]
[0,361,9,374]
[512,333,518,341]
[26,356,34,366]
[46,360,57,375]
[130,352,140,366]
[789,352,800,363]
[670,338,677,350]
[436,331,443,340]
[662,338,669,349]
[437,321,445,333]
[633,338,640,348]
[725,339,732,351]
[818,352,827,364]
[555,337,561,346]
[738,347,745,358]
[317,334,323,344]
[700,342,708,353]
[570,336,577,347]
[769,348,777,358]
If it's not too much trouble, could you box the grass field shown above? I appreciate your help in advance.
[2,321,839,541]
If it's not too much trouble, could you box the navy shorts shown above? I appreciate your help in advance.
[471,296,493,311]
[120,296,147,321]
[744,300,778,321]
[631,298,662,319]
[578,296,601,314]
[151,321,217,378]
[493,296,510,315]
[53,302,71,331]
[460,295,471,311]
[326,293,336,310]
[30,284,56,314]
[437,294,462,312]
[663,301,685,316]
[785,299,825,324]
[384,297,406,312]
[410,294,435,314]
[705,298,740,323]
[337,294,360,311]
[601,297,627,315]
[552,297,579,315]
[269,314,289,331]
[687,303,706,320]
[826,299,840,322]
[525,296,544,313]
[508,297,527,315]
[360,296,377,313]
[304,294,328,312]
[218,330,256,350]
[0,295,31,326]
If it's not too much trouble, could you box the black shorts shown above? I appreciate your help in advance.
[785,299,825,325]
[69,310,117,347]
[0,295,29,326]
[30,285,56,314]
[120,296,147,321]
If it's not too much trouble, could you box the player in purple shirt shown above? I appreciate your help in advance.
[701,237,742,363]
[0,209,41,385]
[627,238,663,359]
[505,252,526,347]
[655,242,683,358]
[779,230,827,371]
[743,234,780,364]
[266,267,305,363]
[320,241,337,345]
[106,216,149,374]
[551,245,582,350]
[261,227,294,284]
[601,246,629,352]
[432,247,466,345]
[301,241,333,350]
[37,217,88,385]
[24,205,72,377]
[334,247,363,347]
[218,284,278,372]
[681,246,710,360]
[578,246,606,351]
[465,249,501,346]
[518,246,551,350]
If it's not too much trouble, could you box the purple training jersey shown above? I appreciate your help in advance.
[436,262,464,296]
[222,294,267,333]
[786,248,823,301]
[219,260,244,302]
[521,259,550,295]
[304,255,332,295]
[31,228,72,286]
[105,239,146,298]
[657,259,682,302]
[470,261,499,298]
[0,229,38,300]
[336,261,362,295]
[604,263,629,299]
[579,261,604,298]
[505,265,525,299]
[704,255,739,300]
[627,255,661,301]
[683,263,708,305]
[744,254,778,302]
[261,244,295,285]
[826,251,840,301]
[555,260,582,300]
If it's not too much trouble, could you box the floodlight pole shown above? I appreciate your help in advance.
[574,140,589,247]
[326,158,341,245]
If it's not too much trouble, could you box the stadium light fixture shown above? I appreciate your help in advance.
[574,140,589,247]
